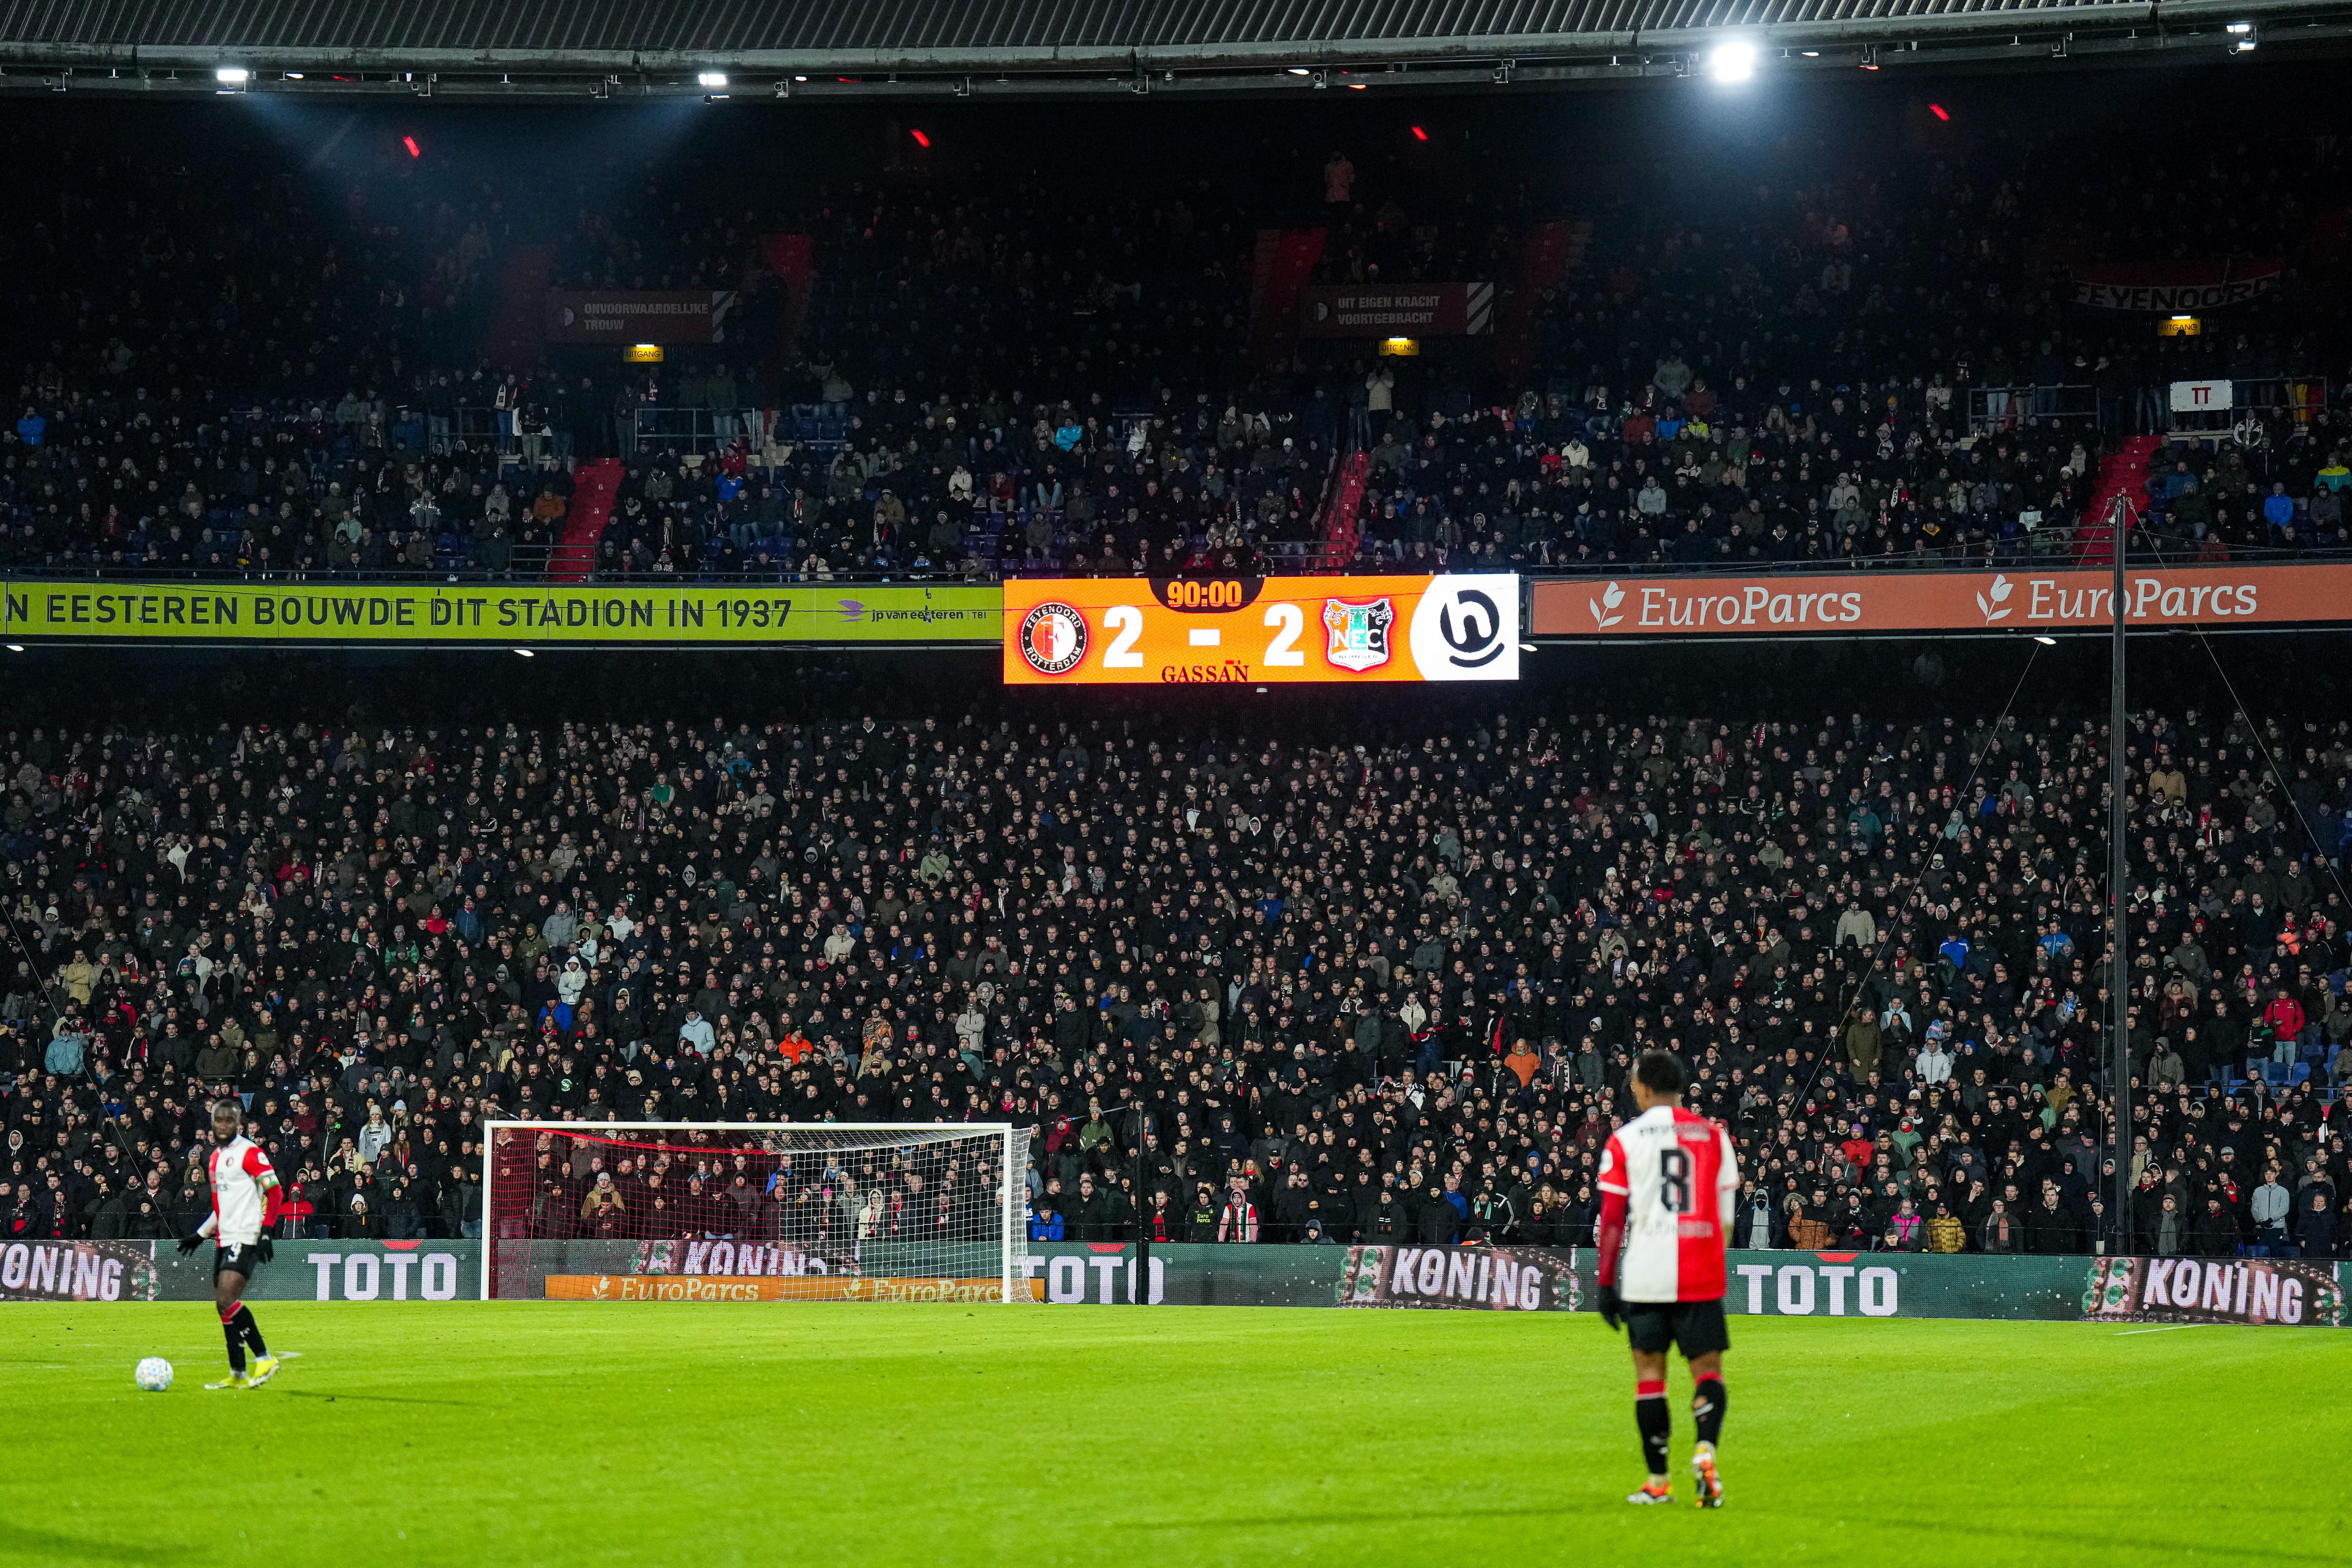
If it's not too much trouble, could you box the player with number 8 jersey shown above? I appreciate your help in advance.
[1593,1049,1738,1509]
[1597,1096,1738,1302]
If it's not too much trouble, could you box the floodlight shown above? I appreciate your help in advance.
[216,67,250,85]
[1708,40,1758,83]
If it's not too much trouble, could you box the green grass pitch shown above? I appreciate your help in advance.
[2,1303,2344,1566]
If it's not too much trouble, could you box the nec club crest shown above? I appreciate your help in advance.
[1321,596,1395,672]
[1016,601,1090,676]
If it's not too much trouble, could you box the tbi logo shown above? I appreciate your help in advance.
[1016,601,1089,676]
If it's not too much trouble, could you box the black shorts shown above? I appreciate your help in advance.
[214,1243,266,1280]
[1624,1297,1730,1358]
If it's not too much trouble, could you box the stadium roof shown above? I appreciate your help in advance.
[2,0,2346,96]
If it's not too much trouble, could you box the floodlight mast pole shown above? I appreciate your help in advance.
[2108,493,2132,1254]
[1132,1099,1151,1304]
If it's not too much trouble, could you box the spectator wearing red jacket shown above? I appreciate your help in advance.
[2263,989,2308,1070]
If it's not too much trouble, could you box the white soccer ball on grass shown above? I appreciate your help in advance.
[134,1357,174,1392]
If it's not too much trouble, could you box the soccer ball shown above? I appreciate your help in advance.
[134,1357,173,1393]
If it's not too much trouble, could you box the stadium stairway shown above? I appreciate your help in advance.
[550,459,624,582]
[1314,450,1371,571]
[2075,433,2162,565]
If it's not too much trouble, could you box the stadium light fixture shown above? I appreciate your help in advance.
[2234,37,2256,51]
[2226,20,2253,31]
[216,67,250,85]
[514,648,536,658]
[1708,40,1758,83]
[2034,635,2057,646]
[4,644,22,653]
[698,72,728,88]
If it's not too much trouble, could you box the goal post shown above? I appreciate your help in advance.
[480,1121,1030,1303]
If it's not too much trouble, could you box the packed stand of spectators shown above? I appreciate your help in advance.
[7,110,2352,583]
[1542,135,2342,437]
[2136,426,2352,559]
[4,688,2348,1262]
[1327,130,2352,573]
[1340,385,2114,573]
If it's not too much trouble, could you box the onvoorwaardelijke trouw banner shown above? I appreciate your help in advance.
[0,582,998,646]
[10,1240,2342,1325]
[544,289,739,344]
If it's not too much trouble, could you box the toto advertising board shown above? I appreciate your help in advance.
[9,1242,2340,1325]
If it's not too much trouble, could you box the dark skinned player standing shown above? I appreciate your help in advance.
[178,1100,284,1390]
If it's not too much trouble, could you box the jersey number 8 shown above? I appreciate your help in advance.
[1658,1148,1690,1214]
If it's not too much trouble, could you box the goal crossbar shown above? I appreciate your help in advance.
[481,1121,1028,1303]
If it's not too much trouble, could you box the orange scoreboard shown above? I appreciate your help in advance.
[1000,575,1519,685]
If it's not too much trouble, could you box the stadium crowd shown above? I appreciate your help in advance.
[5,115,2350,584]
[3,686,2348,1262]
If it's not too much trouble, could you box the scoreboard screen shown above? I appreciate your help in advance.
[1001,575,1519,685]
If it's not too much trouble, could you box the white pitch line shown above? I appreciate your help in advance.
[2113,1324,2216,1335]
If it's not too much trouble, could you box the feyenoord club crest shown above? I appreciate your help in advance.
[1321,596,1395,672]
[1017,601,1090,676]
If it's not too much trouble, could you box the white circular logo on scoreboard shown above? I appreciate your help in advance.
[1017,601,1090,676]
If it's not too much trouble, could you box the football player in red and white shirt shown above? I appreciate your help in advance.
[177,1101,285,1390]
[1594,1049,1738,1508]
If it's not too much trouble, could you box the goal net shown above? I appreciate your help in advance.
[481,1121,1029,1303]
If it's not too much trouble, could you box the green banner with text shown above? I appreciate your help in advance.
[14,1239,2341,1325]
[0,582,999,646]
[1020,1245,2345,1324]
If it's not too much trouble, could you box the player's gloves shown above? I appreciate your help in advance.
[255,1235,274,1264]
[1596,1283,1623,1332]
[176,1233,206,1256]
